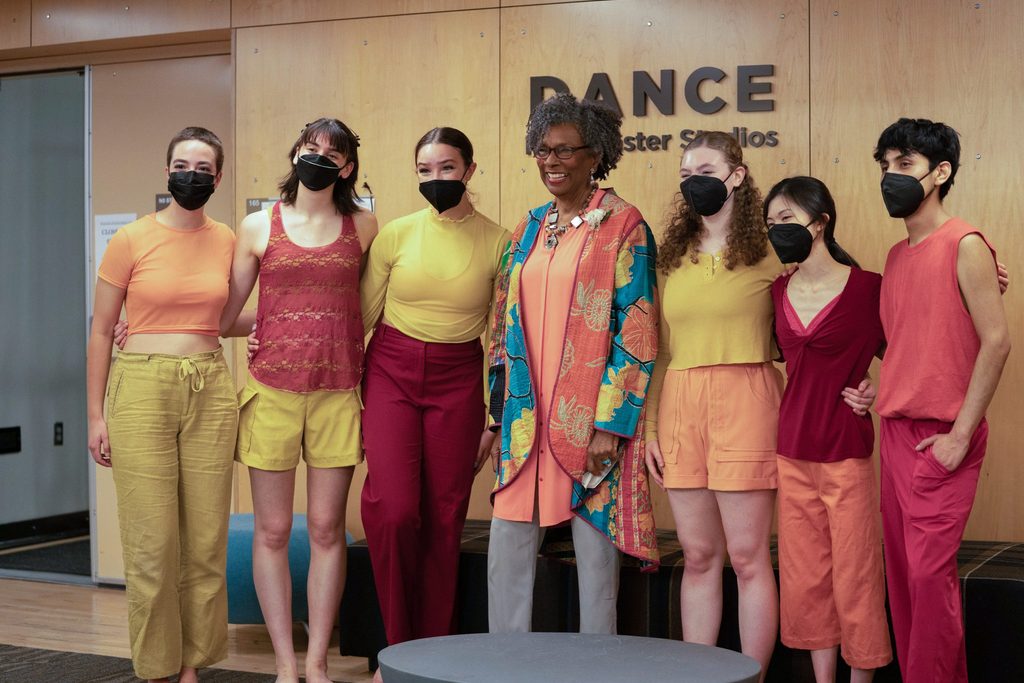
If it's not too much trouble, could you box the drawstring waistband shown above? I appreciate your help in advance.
[178,359,206,392]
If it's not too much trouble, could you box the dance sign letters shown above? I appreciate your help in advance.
[530,65,780,151]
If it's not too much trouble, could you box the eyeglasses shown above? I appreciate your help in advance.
[533,145,591,160]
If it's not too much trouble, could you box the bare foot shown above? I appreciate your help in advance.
[273,656,300,683]
[305,661,334,683]
[177,667,199,683]
[372,667,384,683]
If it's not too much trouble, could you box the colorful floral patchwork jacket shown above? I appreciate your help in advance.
[488,189,660,568]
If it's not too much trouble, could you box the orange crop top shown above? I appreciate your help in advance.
[97,214,234,337]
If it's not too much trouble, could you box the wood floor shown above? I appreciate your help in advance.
[0,577,373,682]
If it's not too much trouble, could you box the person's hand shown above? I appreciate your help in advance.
[246,324,259,361]
[841,378,876,416]
[475,429,498,474]
[774,264,798,279]
[644,439,665,488]
[112,319,128,350]
[916,431,969,472]
[488,427,502,472]
[997,261,1008,294]
[586,430,619,476]
[88,417,111,467]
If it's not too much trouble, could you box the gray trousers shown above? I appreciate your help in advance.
[488,513,621,633]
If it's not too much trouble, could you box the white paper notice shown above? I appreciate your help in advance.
[94,213,136,278]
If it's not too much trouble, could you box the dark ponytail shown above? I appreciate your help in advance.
[763,176,859,268]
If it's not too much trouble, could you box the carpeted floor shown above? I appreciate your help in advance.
[0,644,281,682]
[0,539,90,576]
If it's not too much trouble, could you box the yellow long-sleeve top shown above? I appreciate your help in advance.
[360,207,512,343]
[645,251,783,438]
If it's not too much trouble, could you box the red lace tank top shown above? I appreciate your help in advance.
[250,201,363,392]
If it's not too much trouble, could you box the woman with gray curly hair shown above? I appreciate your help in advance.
[480,92,661,633]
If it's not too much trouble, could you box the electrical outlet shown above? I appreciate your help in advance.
[54,422,63,446]
[0,426,21,454]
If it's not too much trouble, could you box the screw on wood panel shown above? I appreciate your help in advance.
[833,10,840,16]
[976,153,982,159]
[124,5,130,10]
[648,161,653,169]
[833,157,840,163]
[779,13,785,19]
[780,159,786,164]
[45,13,51,19]
[253,177,258,182]
[521,168,525,173]
[520,28,527,35]
[480,32,484,37]
[975,2,982,8]
[646,21,653,27]
[363,40,368,45]
[253,48,258,53]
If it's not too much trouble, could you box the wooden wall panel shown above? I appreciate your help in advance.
[499,0,809,230]
[0,40,229,75]
[810,0,1024,541]
[91,55,233,580]
[235,10,501,537]
[500,0,809,529]
[0,0,31,50]
[231,0,496,27]
[32,0,230,45]
[500,0,590,5]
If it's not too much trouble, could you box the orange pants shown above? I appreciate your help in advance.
[777,455,893,669]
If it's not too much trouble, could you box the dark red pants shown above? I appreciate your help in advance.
[880,417,987,683]
[360,324,484,645]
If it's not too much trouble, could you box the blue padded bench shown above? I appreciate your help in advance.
[226,513,310,624]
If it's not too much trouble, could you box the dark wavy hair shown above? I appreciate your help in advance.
[525,92,623,180]
[278,117,361,215]
[166,126,224,173]
[657,131,768,273]
[873,117,960,199]
[763,176,859,267]
[415,126,474,167]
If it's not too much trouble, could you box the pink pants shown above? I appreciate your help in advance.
[880,417,987,683]
[360,324,484,645]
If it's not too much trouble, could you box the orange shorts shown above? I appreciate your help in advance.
[656,363,781,491]
[777,455,892,669]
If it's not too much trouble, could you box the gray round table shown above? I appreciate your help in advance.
[378,632,761,683]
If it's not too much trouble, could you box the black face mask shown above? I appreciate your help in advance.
[880,171,931,218]
[680,171,735,216]
[768,223,815,264]
[419,178,467,214]
[296,154,341,191]
[167,171,216,211]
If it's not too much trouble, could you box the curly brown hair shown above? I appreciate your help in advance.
[657,131,768,273]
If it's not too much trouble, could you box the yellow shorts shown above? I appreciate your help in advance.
[657,363,781,491]
[236,374,362,471]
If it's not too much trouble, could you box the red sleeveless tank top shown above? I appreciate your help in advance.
[250,201,364,392]
[877,217,996,421]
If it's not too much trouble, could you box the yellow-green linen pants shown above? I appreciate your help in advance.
[106,349,237,679]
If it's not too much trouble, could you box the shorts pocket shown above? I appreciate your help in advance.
[745,364,783,408]
[718,447,776,462]
[657,373,684,465]
[237,385,259,454]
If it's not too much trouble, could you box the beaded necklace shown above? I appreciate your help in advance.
[543,186,597,249]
